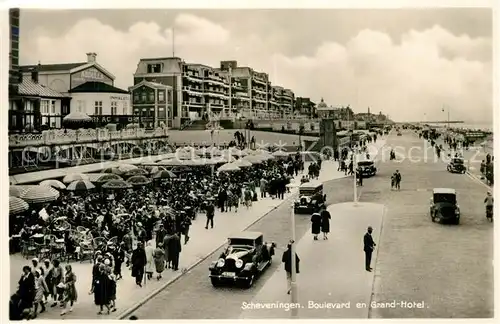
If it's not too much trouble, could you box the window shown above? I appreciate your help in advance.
[147,64,162,73]
[94,101,103,115]
[51,100,56,114]
[77,100,85,113]
[148,92,155,102]
[40,100,48,114]
[51,121,56,128]
[123,101,128,114]
[134,108,140,115]
[141,93,146,102]
[134,93,139,102]
[158,91,165,102]
[111,101,117,115]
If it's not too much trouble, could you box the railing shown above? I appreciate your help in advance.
[9,127,169,148]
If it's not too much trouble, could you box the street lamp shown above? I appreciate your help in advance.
[442,105,450,129]
[286,183,299,318]
[353,146,358,206]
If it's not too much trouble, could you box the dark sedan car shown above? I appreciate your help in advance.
[209,231,275,288]
[429,188,460,224]
[357,159,377,177]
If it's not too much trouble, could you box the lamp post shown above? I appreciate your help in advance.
[353,145,358,206]
[442,105,450,129]
[286,184,299,318]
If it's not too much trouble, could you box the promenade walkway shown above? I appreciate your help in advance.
[240,202,385,319]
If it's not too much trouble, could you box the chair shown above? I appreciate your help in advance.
[47,234,65,260]
[22,239,38,259]
[83,231,94,243]
[36,241,51,260]
[79,241,94,263]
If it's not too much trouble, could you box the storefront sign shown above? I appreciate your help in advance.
[110,95,129,101]
[82,68,104,80]
[71,66,112,88]
[91,115,139,125]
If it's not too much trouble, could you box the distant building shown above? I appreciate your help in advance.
[69,81,131,117]
[295,97,316,117]
[129,80,173,129]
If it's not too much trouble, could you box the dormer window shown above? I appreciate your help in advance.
[147,63,162,73]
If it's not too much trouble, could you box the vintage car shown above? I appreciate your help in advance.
[429,188,460,224]
[447,157,466,174]
[209,231,276,288]
[397,132,402,136]
[357,159,377,177]
[294,181,326,214]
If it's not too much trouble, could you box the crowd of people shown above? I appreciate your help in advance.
[10,150,307,320]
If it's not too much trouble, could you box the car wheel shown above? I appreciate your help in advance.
[211,278,221,287]
[453,217,460,225]
[431,212,435,222]
[245,275,255,289]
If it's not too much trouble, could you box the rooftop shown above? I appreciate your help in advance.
[20,62,86,73]
[69,81,129,94]
[19,79,66,98]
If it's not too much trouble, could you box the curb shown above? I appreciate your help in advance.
[116,190,300,319]
[465,170,492,189]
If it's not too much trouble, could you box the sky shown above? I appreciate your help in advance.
[19,8,493,123]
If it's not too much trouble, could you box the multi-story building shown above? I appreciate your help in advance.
[129,80,173,129]
[219,60,270,119]
[268,86,280,118]
[133,57,231,128]
[295,97,316,117]
[281,88,295,116]
[9,8,20,94]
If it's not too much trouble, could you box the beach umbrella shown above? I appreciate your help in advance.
[272,150,289,158]
[20,185,60,204]
[67,180,95,191]
[39,179,66,190]
[102,179,133,190]
[63,173,89,184]
[217,163,241,172]
[127,175,152,186]
[157,159,183,166]
[152,170,177,179]
[233,159,253,168]
[9,185,37,198]
[100,167,123,175]
[123,168,148,178]
[117,164,138,173]
[9,196,29,215]
[148,166,167,174]
[243,155,263,164]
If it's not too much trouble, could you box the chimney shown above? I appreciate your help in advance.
[86,52,97,63]
[31,65,39,83]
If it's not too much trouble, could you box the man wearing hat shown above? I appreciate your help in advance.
[205,197,215,229]
[363,226,377,272]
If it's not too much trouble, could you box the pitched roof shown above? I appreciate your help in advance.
[130,80,171,90]
[20,62,87,73]
[18,79,66,98]
[69,81,129,94]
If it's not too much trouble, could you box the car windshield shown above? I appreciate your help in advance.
[358,161,373,167]
[299,188,318,196]
[229,238,254,247]
[452,159,464,164]
[434,193,456,204]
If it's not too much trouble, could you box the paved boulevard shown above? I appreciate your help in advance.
[131,130,493,319]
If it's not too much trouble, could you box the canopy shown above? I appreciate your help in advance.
[63,111,92,122]
[117,164,138,173]
[152,170,177,179]
[10,185,37,197]
[123,168,148,177]
[127,175,152,186]
[102,179,133,190]
[233,159,252,168]
[92,173,123,183]
[272,150,289,157]
[20,185,60,204]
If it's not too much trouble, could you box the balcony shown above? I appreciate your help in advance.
[252,87,267,94]
[252,75,266,85]
[183,72,203,82]
[9,127,169,148]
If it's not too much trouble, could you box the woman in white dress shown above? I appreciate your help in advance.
[145,240,155,280]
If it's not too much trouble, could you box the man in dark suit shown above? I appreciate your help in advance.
[363,226,376,272]
[205,199,215,229]
[282,241,300,294]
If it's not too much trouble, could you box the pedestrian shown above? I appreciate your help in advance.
[181,213,192,244]
[32,269,48,317]
[131,242,147,287]
[169,232,182,271]
[310,212,321,240]
[320,208,331,240]
[281,241,300,295]
[60,264,77,316]
[113,243,125,280]
[205,198,215,229]
[363,226,377,272]
[153,242,166,280]
[145,240,155,280]
[18,266,35,318]
[91,264,111,315]
[393,170,401,190]
[105,266,117,312]
[163,231,172,269]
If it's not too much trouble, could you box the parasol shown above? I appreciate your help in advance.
[123,168,148,178]
[20,185,60,204]
[233,159,253,168]
[152,170,177,179]
[272,150,289,158]
[63,111,92,122]
[67,179,96,191]
[127,175,152,186]
[9,185,37,198]
[39,179,66,190]
[102,179,133,190]
[148,166,167,174]
[243,155,263,164]
[63,173,89,184]
[100,167,123,175]
[10,196,29,215]
[117,164,138,173]
[217,162,241,172]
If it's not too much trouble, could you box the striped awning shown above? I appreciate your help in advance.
[9,196,29,215]
[67,179,95,191]
[39,179,67,190]
[63,173,89,184]
[20,186,60,204]
[9,185,38,198]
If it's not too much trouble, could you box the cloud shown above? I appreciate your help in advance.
[21,14,492,122]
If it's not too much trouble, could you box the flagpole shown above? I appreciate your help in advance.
[172,27,175,57]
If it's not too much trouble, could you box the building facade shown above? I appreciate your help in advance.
[9,8,20,94]
[69,81,131,116]
[130,80,173,129]
[20,52,115,94]
[295,97,316,117]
